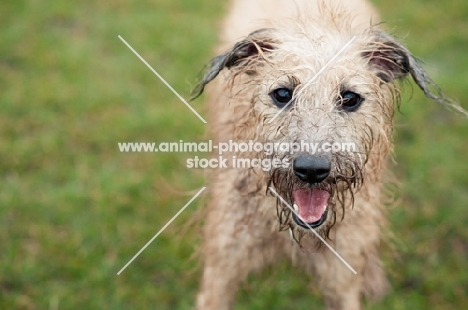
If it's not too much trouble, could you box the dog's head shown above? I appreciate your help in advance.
[193,24,462,240]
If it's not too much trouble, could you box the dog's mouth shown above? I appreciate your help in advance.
[291,188,330,229]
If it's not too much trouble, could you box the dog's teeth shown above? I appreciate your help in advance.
[293,203,299,212]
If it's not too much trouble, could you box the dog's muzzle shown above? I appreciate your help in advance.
[291,155,331,228]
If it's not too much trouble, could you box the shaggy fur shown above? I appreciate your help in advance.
[192,0,465,309]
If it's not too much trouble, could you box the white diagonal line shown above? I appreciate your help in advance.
[117,187,206,275]
[268,36,357,123]
[118,35,207,124]
[268,187,357,274]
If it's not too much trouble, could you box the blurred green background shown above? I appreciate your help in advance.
[1,0,467,309]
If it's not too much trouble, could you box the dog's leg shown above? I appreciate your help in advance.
[301,199,386,310]
[196,172,284,310]
[301,230,366,309]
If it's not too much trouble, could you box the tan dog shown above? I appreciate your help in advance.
[192,0,464,309]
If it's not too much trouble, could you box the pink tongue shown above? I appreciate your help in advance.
[292,189,330,223]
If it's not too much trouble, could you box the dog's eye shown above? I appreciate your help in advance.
[338,91,363,112]
[270,88,293,108]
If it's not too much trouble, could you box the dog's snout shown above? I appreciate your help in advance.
[293,156,331,184]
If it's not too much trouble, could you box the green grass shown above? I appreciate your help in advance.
[1,0,467,309]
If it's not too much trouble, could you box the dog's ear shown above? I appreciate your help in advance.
[363,30,455,107]
[191,29,275,99]
[364,30,468,116]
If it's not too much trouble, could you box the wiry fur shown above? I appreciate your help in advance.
[192,1,466,309]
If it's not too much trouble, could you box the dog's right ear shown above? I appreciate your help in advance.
[191,29,276,99]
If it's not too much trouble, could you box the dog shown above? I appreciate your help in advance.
[191,0,465,309]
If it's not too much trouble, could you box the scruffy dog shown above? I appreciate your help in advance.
[191,0,464,309]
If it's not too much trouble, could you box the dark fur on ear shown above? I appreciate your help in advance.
[191,28,276,99]
[364,29,468,116]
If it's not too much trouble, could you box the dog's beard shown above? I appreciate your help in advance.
[267,152,365,246]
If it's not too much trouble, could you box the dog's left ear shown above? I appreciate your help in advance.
[364,30,449,104]
[191,28,276,99]
[364,30,468,116]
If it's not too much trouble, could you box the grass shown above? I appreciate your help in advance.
[0,0,467,309]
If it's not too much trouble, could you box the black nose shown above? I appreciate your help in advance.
[293,156,331,184]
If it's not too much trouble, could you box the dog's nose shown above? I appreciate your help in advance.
[293,156,331,184]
